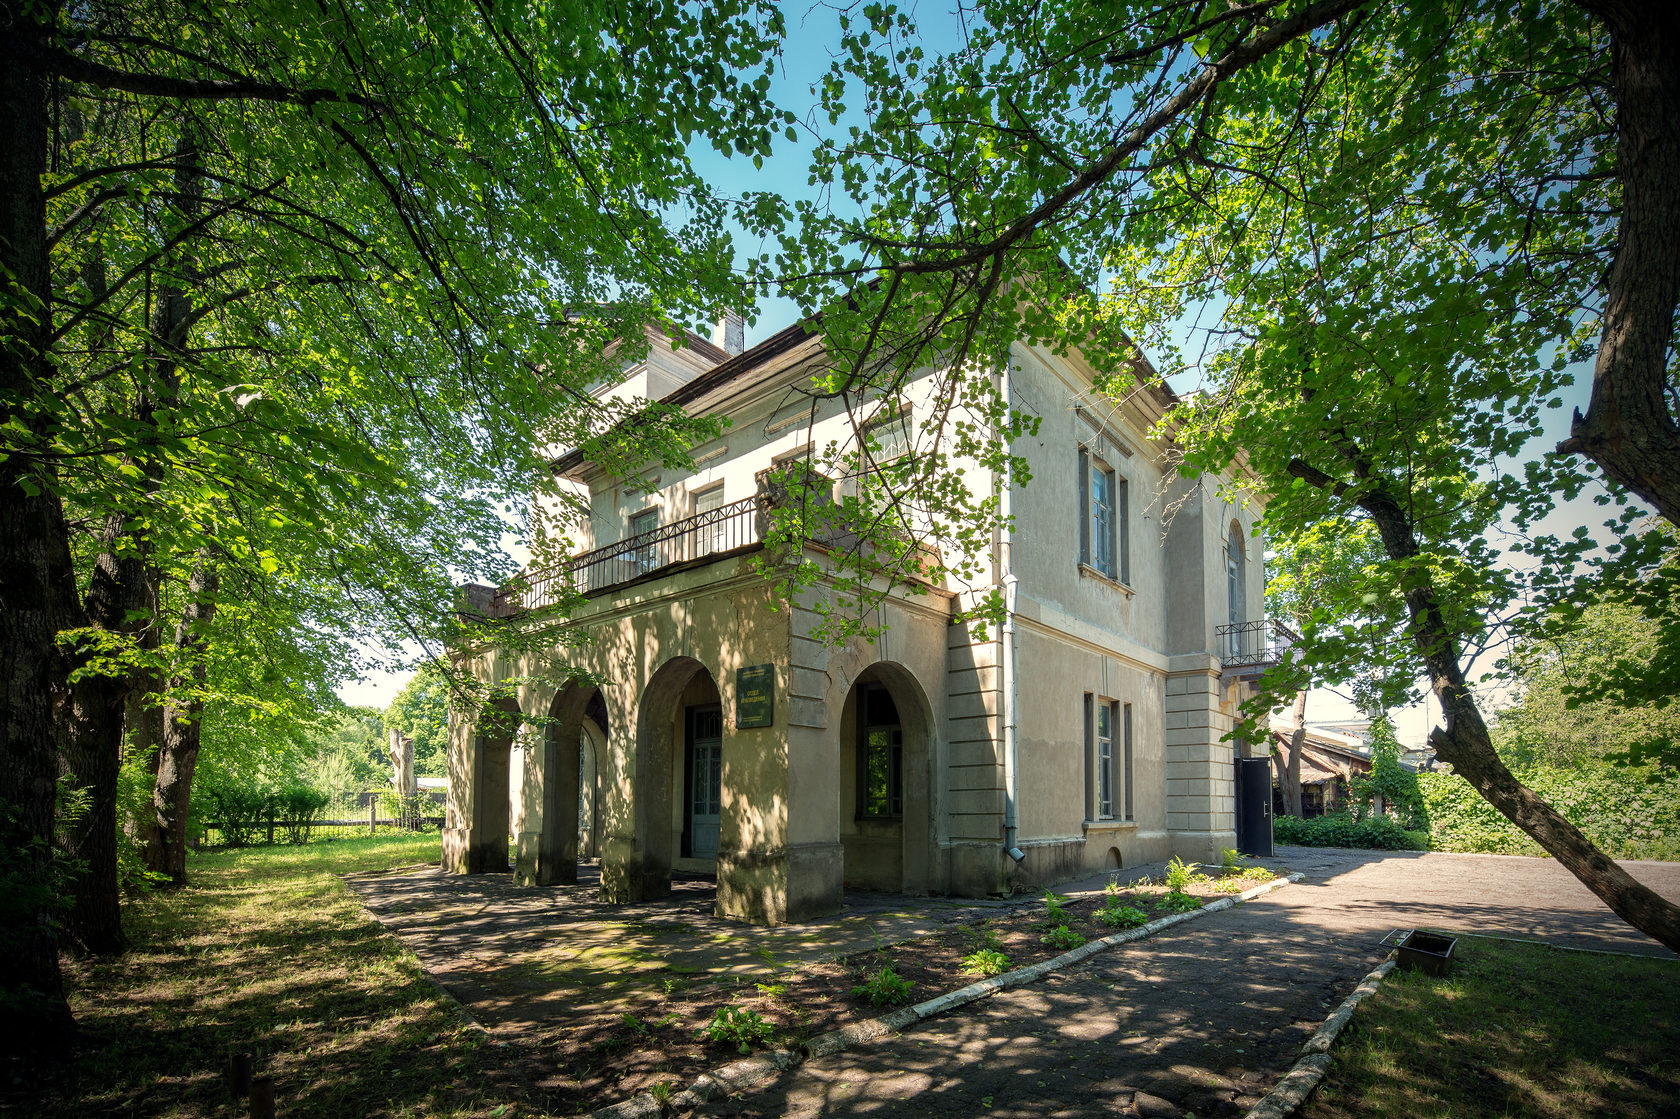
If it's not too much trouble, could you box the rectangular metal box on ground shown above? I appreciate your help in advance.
[1397,930,1456,976]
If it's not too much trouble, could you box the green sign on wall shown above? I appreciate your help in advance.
[736,664,775,729]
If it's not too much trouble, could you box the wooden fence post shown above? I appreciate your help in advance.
[368,799,377,835]
[266,813,275,845]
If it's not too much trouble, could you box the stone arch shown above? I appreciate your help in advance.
[838,661,936,894]
[605,655,722,903]
[580,715,605,858]
[513,681,601,886]
[466,695,520,873]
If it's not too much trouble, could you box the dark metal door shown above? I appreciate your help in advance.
[1234,756,1274,857]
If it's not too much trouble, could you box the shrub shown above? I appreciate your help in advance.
[697,1006,775,1053]
[273,785,329,845]
[1273,811,1429,851]
[961,948,1012,977]
[1042,924,1085,950]
[202,784,271,846]
[1097,903,1150,929]
[1419,764,1680,861]
[852,964,913,1007]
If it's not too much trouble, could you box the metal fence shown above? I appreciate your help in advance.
[197,804,445,849]
[492,496,763,616]
[1215,618,1301,669]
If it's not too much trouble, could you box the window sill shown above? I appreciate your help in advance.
[1078,563,1135,596]
[1082,818,1138,833]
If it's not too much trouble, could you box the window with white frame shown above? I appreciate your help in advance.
[1079,448,1129,582]
[692,484,726,554]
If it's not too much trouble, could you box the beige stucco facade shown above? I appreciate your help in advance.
[444,321,1271,925]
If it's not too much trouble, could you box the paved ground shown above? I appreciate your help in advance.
[347,848,1680,1117]
[709,850,1680,1119]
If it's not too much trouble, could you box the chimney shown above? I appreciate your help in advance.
[711,309,745,356]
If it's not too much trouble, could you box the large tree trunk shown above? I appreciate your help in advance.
[147,563,218,884]
[1559,3,1680,525]
[1357,483,1680,953]
[56,520,139,956]
[0,0,78,1047]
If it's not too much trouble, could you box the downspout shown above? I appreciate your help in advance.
[999,362,1024,869]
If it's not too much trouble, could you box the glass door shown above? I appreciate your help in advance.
[687,705,723,859]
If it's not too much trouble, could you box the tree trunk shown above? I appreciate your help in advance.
[0,0,77,1046]
[1559,3,1680,526]
[1283,689,1307,817]
[1357,483,1680,953]
[148,563,218,884]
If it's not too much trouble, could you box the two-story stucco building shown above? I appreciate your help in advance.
[442,313,1289,926]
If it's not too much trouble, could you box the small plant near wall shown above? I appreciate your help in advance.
[1097,901,1150,929]
[1041,890,1071,925]
[961,948,1013,977]
[1042,924,1086,950]
[697,1006,775,1053]
[1156,891,1202,914]
[1219,847,1246,873]
[1162,856,1203,892]
[852,963,914,1007]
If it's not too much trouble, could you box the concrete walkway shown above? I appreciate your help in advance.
[703,849,1680,1118]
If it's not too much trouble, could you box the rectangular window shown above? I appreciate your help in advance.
[629,509,658,572]
[1122,702,1134,821]
[1096,700,1115,819]
[1079,448,1123,581]
[692,484,726,555]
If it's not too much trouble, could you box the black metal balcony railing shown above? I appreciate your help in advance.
[1215,618,1301,670]
[491,496,763,617]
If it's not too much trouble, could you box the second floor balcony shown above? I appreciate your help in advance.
[491,496,764,617]
[1215,618,1300,676]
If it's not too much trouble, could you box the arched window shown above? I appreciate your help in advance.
[1227,524,1246,627]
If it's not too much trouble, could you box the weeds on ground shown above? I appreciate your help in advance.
[1156,892,1203,914]
[697,1006,775,1054]
[960,948,1013,977]
[1042,924,1086,950]
[851,964,914,1007]
[1097,901,1150,929]
[1041,890,1071,925]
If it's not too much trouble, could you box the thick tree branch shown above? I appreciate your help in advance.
[3,36,381,109]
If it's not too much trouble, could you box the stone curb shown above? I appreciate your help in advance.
[590,872,1301,1118]
[1242,956,1396,1119]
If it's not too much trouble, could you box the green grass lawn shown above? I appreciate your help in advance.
[24,834,545,1119]
[1304,934,1680,1119]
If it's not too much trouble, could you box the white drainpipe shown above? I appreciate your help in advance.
[999,365,1023,866]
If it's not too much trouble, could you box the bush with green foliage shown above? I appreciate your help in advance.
[1040,890,1070,925]
[273,785,330,845]
[201,784,271,847]
[851,964,914,1006]
[1162,855,1202,891]
[1420,764,1680,861]
[1351,717,1426,828]
[1274,811,1429,851]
